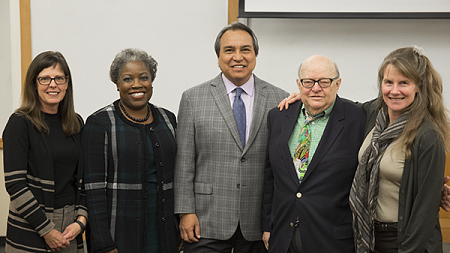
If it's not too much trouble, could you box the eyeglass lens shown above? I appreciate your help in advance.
[302,78,332,88]
[38,76,68,85]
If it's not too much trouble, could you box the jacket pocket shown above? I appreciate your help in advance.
[194,182,213,195]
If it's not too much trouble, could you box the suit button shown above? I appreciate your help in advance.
[398,228,403,233]
[241,157,245,162]
[159,161,164,167]
[149,127,154,132]
[296,192,302,198]
[162,217,166,222]
[237,184,240,189]
[399,216,403,220]
[161,199,165,203]
[290,222,294,227]
[155,142,160,148]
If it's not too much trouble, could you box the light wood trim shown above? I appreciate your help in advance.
[228,0,239,24]
[20,0,32,92]
[1,2,30,150]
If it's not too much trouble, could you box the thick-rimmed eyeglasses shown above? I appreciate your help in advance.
[37,76,69,85]
[300,77,339,88]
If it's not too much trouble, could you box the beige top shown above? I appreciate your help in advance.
[359,127,405,222]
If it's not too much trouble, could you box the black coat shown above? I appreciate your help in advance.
[262,96,366,253]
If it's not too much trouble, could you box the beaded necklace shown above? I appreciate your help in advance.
[119,101,150,123]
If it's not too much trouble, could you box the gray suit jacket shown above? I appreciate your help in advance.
[174,74,288,241]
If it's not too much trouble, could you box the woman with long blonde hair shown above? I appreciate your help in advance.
[350,46,450,252]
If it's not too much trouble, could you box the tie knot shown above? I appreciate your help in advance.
[235,87,243,97]
[304,110,325,124]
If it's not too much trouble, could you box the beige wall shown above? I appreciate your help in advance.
[0,149,9,237]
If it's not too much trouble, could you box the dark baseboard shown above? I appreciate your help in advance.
[0,236,4,246]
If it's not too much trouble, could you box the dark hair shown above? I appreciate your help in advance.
[110,48,158,84]
[214,21,259,57]
[16,51,82,136]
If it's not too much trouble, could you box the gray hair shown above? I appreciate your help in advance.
[214,21,259,57]
[110,48,158,84]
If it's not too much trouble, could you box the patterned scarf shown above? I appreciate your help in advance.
[349,107,408,253]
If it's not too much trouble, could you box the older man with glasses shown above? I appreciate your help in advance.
[262,54,366,253]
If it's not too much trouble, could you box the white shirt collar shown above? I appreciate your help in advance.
[222,74,255,97]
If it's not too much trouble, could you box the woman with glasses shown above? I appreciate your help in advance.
[82,48,178,253]
[3,51,87,252]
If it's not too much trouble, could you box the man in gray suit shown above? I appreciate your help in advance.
[174,22,289,252]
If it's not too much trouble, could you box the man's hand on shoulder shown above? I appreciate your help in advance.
[278,93,301,111]
[441,176,450,211]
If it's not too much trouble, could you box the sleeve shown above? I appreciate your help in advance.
[2,114,55,236]
[75,120,88,221]
[399,128,445,252]
[173,91,197,214]
[82,114,116,252]
[360,99,378,134]
[76,160,88,221]
[76,187,88,221]
[342,97,378,136]
[261,110,274,232]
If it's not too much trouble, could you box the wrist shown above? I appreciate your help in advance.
[76,215,87,224]
[75,220,85,234]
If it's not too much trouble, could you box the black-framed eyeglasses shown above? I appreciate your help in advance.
[37,76,69,85]
[300,77,339,88]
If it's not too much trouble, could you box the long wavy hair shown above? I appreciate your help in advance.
[16,51,82,136]
[376,46,450,158]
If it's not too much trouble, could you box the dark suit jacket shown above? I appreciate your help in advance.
[262,96,366,253]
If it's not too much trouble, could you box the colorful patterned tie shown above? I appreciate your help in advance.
[233,88,246,148]
[293,110,325,182]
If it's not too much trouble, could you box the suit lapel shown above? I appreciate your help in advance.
[280,101,303,186]
[302,96,344,182]
[209,74,244,150]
